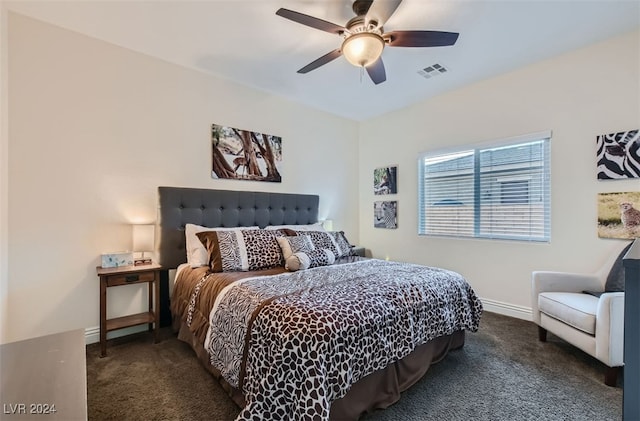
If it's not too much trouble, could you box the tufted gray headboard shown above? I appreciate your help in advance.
[156,186,319,269]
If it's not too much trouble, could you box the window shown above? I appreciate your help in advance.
[418,131,551,242]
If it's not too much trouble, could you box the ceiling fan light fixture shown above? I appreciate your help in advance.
[275,1,460,84]
[341,32,384,68]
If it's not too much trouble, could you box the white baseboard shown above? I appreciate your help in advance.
[84,326,100,344]
[480,297,532,321]
[83,298,532,344]
[84,325,148,345]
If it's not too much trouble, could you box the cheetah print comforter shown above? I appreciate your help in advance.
[203,258,482,421]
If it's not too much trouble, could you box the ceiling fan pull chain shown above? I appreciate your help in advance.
[360,66,364,83]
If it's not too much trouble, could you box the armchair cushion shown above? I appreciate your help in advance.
[539,292,598,335]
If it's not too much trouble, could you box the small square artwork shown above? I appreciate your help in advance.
[596,129,640,180]
[374,166,398,195]
[597,191,640,239]
[211,124,282,182]
[374,201,397,229]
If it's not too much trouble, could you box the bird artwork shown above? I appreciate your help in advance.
[620,201,640,236]
[373,166,398,195]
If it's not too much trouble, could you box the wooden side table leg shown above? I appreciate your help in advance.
[154,274,160,344]
[147,280,153,333]
[100,276,107,357]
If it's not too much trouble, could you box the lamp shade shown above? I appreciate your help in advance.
[132,224,154,252]
[342,33,384,68]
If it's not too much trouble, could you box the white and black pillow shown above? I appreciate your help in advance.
[328,231,354,258]
[294,230,340,258]
[295,230,354,258]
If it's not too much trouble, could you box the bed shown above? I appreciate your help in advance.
[156,186,483,420]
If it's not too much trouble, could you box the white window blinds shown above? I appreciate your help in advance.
[418,132,551,242]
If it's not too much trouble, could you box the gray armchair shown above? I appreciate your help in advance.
[531,241,632,386]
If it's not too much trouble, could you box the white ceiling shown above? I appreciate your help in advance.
[6,0,640,121]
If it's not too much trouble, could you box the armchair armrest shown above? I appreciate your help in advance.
[595,292,625,366]
[532,271,602,294]
[531,271,602,324]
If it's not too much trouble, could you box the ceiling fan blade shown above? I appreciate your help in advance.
[297,49,343,74]
[276,8,346,35]
[386,30,459,47]
[365,0,403,28]
[366,58,386,85]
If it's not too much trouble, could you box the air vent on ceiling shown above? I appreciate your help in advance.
[417,63,449,79]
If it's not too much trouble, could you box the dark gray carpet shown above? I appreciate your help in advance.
[86,312,622,420]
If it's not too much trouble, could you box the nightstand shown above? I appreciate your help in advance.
[352,246,366,257]
[97,263,162,357]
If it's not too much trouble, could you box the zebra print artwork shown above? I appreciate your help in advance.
[597,129,640,179]
[374,201,397,229]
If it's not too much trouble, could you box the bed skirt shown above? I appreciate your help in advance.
[174,317,465,420]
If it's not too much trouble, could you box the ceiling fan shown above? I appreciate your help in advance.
[275,0,459,85]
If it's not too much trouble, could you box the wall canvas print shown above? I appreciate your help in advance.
[597,191,640,239]
[211,124,282,182]
[374,201,397,229]
[596,129,640,179]
[374,165,398,195]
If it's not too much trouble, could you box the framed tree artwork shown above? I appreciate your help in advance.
[374,165,398,195]
[211,124,282,182]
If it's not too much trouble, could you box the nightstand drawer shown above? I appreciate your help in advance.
[105,270,156,287]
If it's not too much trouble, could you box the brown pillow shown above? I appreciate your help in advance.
[196,229,285,272]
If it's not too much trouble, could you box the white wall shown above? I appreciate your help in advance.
[5,12,639,344]
[4,13,359,344]
[359,30,640,319]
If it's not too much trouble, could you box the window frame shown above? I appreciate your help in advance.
[417,131,551,242]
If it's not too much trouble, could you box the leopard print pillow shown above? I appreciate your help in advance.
[285,248,336,271]
[276,235,315,261]
[196,229,285,272]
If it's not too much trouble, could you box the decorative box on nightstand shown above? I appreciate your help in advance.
[100,251,133,268]
[96,263,162,357]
